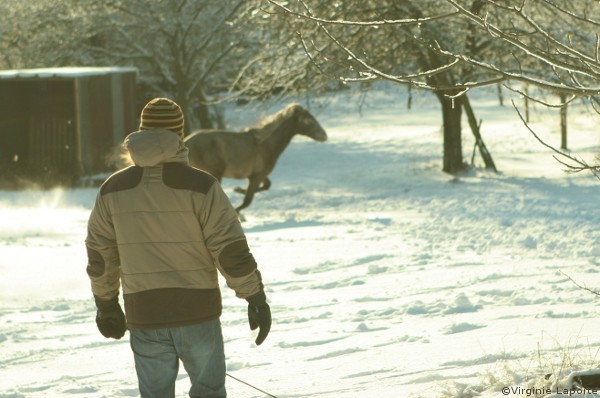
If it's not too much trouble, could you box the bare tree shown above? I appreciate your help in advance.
[88,0,261,130]
[258,0,517,174]
[0,0,100,68]
[438,0,600,97]
[439,0,600,176]
[258,0,599,174]
[0,0,263,131]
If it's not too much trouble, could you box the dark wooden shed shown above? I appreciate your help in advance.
[0,67,137,184]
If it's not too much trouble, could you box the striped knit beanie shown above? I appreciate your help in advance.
[139,97,184,137]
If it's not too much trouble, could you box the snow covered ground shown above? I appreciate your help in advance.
[0,87,598,398]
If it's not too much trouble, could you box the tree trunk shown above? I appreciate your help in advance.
[436,92,465,174]
[524,84,530,123]
[195,86,213,130]
[560,93,568,150]
[497,83,504,106]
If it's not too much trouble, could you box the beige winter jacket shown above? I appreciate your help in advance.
[86,130,263,329]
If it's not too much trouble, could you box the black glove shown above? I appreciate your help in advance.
[247,291,271,346]
[94,295,127,340]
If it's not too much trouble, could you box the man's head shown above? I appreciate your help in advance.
[139,97,184,137]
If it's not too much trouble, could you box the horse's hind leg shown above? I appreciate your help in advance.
[235,177,261,213]
[234,177,271,194]
[257,177,271,192]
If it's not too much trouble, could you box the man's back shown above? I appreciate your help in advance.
[87,130,262,329]
[85,98,271,398]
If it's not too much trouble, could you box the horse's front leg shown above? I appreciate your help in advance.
[235,177,261,214]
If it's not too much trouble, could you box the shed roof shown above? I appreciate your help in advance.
[0,66,137,79]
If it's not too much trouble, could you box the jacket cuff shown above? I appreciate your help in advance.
[94,295,120,310]
[246,290,267,307]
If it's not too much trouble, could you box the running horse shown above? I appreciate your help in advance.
[184,104,327,214]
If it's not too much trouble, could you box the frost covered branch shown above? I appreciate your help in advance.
[265,0,459,27]
[263,0,600,98]
[277,1,503,93]
[442,0,600,93]
[505,86,578,109]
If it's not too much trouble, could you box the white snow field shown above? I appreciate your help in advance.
[0,88,598,398]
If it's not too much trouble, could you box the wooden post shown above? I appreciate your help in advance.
[463,94,497,172]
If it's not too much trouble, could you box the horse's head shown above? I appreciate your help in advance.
[292,105,328,142]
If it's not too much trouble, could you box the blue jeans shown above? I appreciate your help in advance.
[129,319,226,398]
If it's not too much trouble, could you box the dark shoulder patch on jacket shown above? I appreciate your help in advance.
[163,162,216,194]
[100,166,143,196]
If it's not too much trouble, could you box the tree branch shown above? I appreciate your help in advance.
[561,271,600,296]
[512,100,600,180]
[265,0,459,27]
[444,0,600,80]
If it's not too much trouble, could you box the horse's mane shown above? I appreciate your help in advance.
[247,103,302,142]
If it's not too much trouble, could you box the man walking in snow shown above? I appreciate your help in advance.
[85,97,271,398]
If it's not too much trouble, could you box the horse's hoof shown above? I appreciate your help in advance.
[234,187,246,194]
